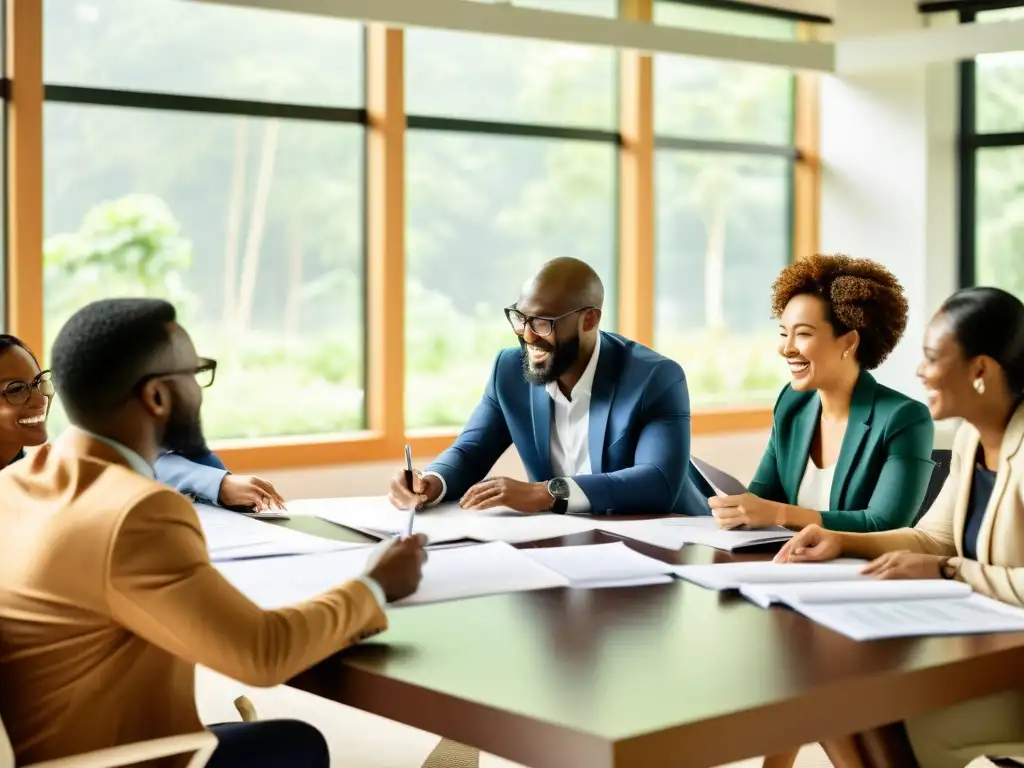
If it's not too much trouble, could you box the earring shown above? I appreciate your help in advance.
[973,377,986,395]
[842,350,849,359]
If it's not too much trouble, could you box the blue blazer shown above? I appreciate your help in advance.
[155,450,229,504]
[426,331,713,515]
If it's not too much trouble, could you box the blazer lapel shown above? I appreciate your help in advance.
[829,371,875,509]
[785,398,819,502]
[954,428,980,557]
[976,404,1024,561]
[587,334,618,475]
[530,384,552,476]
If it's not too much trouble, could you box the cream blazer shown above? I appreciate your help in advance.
[873,402,1024,606]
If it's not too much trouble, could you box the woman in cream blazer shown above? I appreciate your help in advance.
[776,286,1024,768]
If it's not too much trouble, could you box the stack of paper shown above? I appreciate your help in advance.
[216,540,568,608]
[598,516,793,552]
[741,578,1024,640]
[674,560,868,591]
[195,504,365,562]
[523,542,675,588]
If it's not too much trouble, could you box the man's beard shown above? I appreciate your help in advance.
[161,389,210,458]
[519,334,580,385]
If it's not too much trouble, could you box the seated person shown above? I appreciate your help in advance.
[775,287,1024,768]
[388,257,713,516]
[710,254,934,533]
[0,332,284,511]
[0,298,427,768]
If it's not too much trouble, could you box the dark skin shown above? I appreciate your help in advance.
[775,311,1019,579]
[388,257,604,514]
[0,346,52,468]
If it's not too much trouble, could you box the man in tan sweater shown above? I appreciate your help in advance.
[0,297,427,767]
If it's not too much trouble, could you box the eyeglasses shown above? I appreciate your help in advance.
[3,370,55,406]
[504,306,597,338]
[134,358,218,392]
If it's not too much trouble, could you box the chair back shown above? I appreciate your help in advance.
[914,449,952,525]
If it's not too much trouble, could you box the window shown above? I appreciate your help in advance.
[42,1,366,441]
[404,27,619,429]
[652,5,798,407]
[961,7,1024,302]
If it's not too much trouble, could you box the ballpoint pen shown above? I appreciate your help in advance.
[403,444,415,538]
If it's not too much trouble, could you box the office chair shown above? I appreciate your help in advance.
[913,449,952,525]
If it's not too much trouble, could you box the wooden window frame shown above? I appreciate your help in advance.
[5,0,818,471]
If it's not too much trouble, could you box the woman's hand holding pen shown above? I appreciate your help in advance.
[388,468,442,510]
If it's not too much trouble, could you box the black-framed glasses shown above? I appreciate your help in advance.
[2,370,55,406]
[504,306,597,338]
[134,358,218,392]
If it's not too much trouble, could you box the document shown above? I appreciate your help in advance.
[739,578,972,609]
[791,592,1024,641]
[598,516,794,552]
[304,496,601,545]
[691,456,748,497]
[523,542,675,588]
[674,560,869,591]
[215,541,568,608]
[195,504,364,562]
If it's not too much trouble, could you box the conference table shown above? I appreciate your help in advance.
[271,514,1024,768]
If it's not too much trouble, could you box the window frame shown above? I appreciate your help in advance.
[6,0,820,471]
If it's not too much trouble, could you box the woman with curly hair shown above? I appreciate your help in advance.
[708,253,935,534]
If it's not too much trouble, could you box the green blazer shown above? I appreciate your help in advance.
[748,371,935,533]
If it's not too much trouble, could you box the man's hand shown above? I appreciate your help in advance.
[708,492,780,529]
[364,534,429,603]
[860,551,945,580]
[388,469,443,510]
[774,524,843,563]
[460,477,552,513]
[218,474,286,511]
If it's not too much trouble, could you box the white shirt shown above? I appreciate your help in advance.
[428,335,602,514]
[796,456,835,512]
[83,431,394,607]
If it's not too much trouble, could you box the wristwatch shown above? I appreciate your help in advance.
[546,478,570,514]
[939,556,958,580]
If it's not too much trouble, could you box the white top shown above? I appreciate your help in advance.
[796,457,835,512]
[427,334,602,514]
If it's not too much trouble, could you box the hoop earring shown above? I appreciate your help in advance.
[973,377,986,395]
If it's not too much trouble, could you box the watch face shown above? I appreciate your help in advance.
[548,478,570,499]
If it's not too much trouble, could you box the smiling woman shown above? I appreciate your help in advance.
[0,335,54,468]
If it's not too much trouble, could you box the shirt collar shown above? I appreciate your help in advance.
[82,430,155,480]
[546,333,601,402]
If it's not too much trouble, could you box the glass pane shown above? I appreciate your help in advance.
[406,131,617,428]
[975,8,1024,134]
[44,0,363,107]
[654,151,791,407]
[405,10,616,129]
[976,146,1024,302]
[654,2,795,143]
[44,103,365,439]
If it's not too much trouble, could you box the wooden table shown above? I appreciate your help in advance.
[276,517,1024,768]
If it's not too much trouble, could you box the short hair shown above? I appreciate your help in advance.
[0,334,39,367]
[51,298,178,421]
[770,254,909,370]
[940,287,1024,396]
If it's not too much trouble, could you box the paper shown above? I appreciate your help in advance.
[598,516,793,552]
[523,542,675,588]
[793,593,1024,641]
[215,541,568,608]
[674,560,869,591]
[691,456,748,497]
[195,504,364,562]
[303,496,601,545]
[739,578,971,609]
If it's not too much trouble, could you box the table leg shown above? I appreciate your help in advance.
[761,748,799,768]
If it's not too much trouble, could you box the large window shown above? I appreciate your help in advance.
[960,6,1024,300]
[42,0,366,440]
[653,2,798,407]
[404,16,619,429]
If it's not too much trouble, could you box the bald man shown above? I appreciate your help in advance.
[389,258,714,516]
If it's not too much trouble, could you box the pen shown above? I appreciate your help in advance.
[403,444,415,538]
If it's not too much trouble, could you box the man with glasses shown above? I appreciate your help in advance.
[0,298,428,768]
[389,257,713,516]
